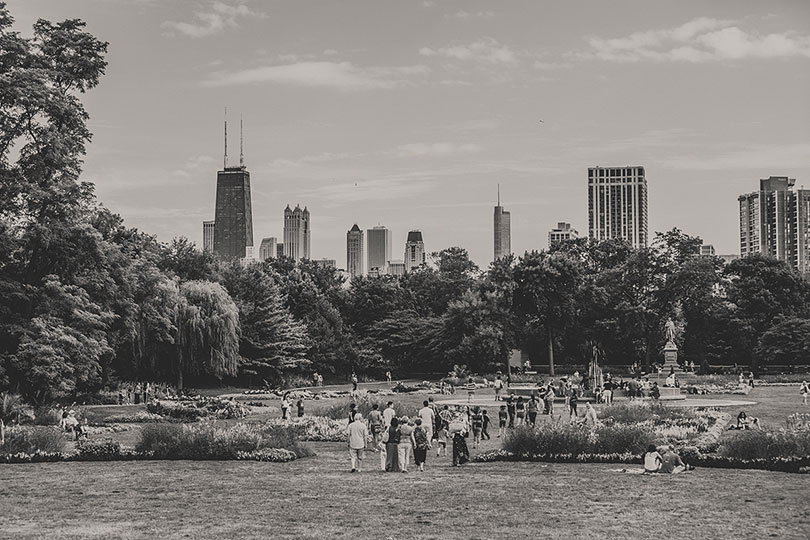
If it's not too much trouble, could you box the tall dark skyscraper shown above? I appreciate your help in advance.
[493,185,511,260]
[213,117,253,259]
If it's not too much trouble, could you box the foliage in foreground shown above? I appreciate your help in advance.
[0,426,66,455]
[503,423,658,456]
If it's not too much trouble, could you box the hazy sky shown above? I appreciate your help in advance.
[8,0,810,269]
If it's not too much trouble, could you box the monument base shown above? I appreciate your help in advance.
[658,387,685,401]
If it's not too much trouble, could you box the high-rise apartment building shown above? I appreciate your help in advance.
[258,237,277,261]
[367,225,392,275]
[283,204,311,260]
[203,220,215,252]
[213,117,253,259]
[548,222,578,248]
[346,224,364,278]
[588,166,648,248]
[276,243,284,259]
[738,176,810,274]
[404,230,425,273]
[494,188,511,260]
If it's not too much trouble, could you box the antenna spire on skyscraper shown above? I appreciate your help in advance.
[239,114,244,167]
[497,183,500,206]
[224,107,228,169]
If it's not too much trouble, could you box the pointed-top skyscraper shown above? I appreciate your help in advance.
[213,111,253,259]
[283,204,311,260]
[346,223,364,278]
[494,185,511,260]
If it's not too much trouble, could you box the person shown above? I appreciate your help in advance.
[126,385,132,405]
[350,371,358,392]
[297,399,305,418]
[643,444,663,473]
[481,409,492,440]
[382,401,396,428]
[650,382,661,400]
[384,418,401,472]
[627,378,638,401]
[738,372,745,385]
[412,418,431,471]
[748,372,755,388]
[665,372,676,387]
[494,375,504,401]
[117,389,124,406]
[602,383,613,405]
[418,400,435,440]
[800,381,809,405]
[660,445,690,474]
[470,406,484,449]
[144,382,151,404]
[281,393,291,420]
[347,413,368,473]
[544,385,555,416]
[451,420,470,467]
[466,377,476,403]
[505,394,516,427]
[134,382,141,404]
[527,395,539,425]
[312,372,320,387]
[736,411,749,429]
[515,396,525,426]
[385,370,392,384]
[397,416,416,473]
[368,403,384,448]
[428,397,440,440]
[497,405,508,438]
[583,402,599,427]
[64,410,82,441]
[436,418,449,457]
[568,389,578,419]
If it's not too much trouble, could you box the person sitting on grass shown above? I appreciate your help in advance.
[659,445,692,474]
[650,382,661,400]
[643,444,663,473]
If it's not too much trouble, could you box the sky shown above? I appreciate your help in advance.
[8,0,810,270]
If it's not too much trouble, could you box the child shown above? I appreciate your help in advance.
[497,405,507,438]
[481,409,492,440]
[436,420,448,457]
[471,407,483,449]
[643,444,662,473]
[377,435,387,471]
[466,377,476,403]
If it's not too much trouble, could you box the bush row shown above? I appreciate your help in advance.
[503,423,658,456]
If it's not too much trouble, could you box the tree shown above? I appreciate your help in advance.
[755,318,810,368]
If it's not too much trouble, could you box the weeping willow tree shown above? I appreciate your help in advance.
[175,280,240,389]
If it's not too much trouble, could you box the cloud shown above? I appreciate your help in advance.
[448,10,494,19]
[579,17,810,62]
[661,142,810,170]
[162,1,265,38]
[172,155,215,177]
[396,142,481,157]
[419,38,519,64]
[203,61,430,90]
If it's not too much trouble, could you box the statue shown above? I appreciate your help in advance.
[664,318,677,344]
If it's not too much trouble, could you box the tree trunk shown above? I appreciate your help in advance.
[1,419,5,448]
[644,336,651,372]
[548,327,555,377]
[177,369,184,391]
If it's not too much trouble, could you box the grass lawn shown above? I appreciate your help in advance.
[1,443,808,540]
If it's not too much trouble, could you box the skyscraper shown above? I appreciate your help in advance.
[283,204,311,260]
[203,220,215,252]
[738,176,810,274]
[258,237,277,261]
[588,166,648,248]
[405,230,425,273]
[493,186,511,260]
[346,224,364,278]
[367,225,392,275]
[548,222,578,248]
[213,117,253,259]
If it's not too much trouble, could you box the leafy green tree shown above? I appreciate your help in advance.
[755,318,810,368]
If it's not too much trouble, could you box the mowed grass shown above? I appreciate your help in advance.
[1,444,808,540]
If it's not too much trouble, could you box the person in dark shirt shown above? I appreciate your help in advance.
[497,405,508,437]
[481,409,492,440]
[505,394,516,428]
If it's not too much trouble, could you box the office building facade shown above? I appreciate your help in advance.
[283,204,311,260]
[548,222,578,248]
[494,191,511,260]
[213,165,254,259]
[388,260,406,276]
[203,220,215,252]
[588,166,648,248]
[258,237,277,261]
[346,224,364,278]
[404,230,425,273]
[367,225,392,275]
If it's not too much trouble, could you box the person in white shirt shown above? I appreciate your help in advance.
[494,375,504,401]
[347,413,368,472]
[418,400,435,438]
[382,401,396,427]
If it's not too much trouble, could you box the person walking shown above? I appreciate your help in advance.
[384,418,401,472]
[481,409,492,440]
[568,388,579,419]
[368,403,384,449]
[413,418,431,471]
[494,375,504,401]
[281,393,291,420]
[544,385,555,416]
[450,418,470,467]
[418,400,435,442]
[382,401,396,428]
[465,377,476,403]
[351,371,359,392]
[505,394,516,428]
[347,413,368,473]
[527,395,539,425]
[801,381,809,405]
[397,416,416,473]
[470,406,484,449]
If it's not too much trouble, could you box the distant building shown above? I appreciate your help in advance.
[738,176,810,274]
[283,204,311,260]
[213,117,253,260]
[548,222,578,248]
[203,220,215,252]
[388,260,406,276]
[315,258,336,269]
[494,187,511,260]
[367,225,392,275]
[698,243,716,257]
[346,224,364,278]
[276,243,284,259]
[588,166,648,248]
[404,230,425,273]
[258,237,277,261]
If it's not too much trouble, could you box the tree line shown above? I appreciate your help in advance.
[1,5,809,405]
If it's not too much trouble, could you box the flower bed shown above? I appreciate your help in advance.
[683,383,752,395]
[103,411,167,423]
[147,397,250,421]
[263,416,346,442]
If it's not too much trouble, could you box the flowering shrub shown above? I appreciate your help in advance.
[103,411,166,423]
[719,429,810,460]
[0,450,67,464]
[1,426,66,455]
[263,416,346,442]
[236,448,297,462]
[599,402,692,424]
[503,423,658,456]
[147,397,250,421]
[75,439,122,461]
[316,395,417,422]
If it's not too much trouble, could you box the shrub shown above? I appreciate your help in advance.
[32,408,62,426]
[263,417,346,443]
[599,402,691,424]
[1,426,66,455]
[316,396,417,421]
[147,397,250,421]
[720,430,810,460]
[236,448,297,462]
[146,401,208,422]
[596,424,658,454]
[75,439,122,461]
[503,423,660,456]
[103,411,166,423]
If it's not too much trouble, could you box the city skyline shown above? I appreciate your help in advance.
[7,0,810,269]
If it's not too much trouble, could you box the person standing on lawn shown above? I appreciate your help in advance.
[412,418,431,471]
[527,395,539,425]
[351,371,359,392]
[470,406,484,449]
[466,377,476,403]
[481,409,492,440]
[418,400,435,442]
[347,413,368,473]
[297,400,305,417]
[397,416,416,472]
[568,388,579,419]
[450,417,470,467]
[505,393,516,427]
[384,417,401,472]
[494,375,504,401]
[544,385,555,416]
[497,405,508,437]
[515,396,526,426]
[800,381,809,405]
[368,403,384,449]
[382,401,396,428]
[281,393,291,420]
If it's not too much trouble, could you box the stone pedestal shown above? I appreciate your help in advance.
[662,340,679,372]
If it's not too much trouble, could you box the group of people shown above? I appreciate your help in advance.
[642,444,694,474]
[116,382,172,405]
[279,392,305,420]
[346,399,481,473]
[58,409,88,441]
